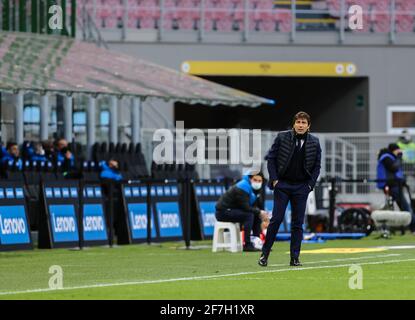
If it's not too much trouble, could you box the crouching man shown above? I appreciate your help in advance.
[215,172,269,252]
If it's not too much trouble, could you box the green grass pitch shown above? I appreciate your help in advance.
[1,234,415,299]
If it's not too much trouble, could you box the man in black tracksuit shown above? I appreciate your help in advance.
[258,112,321,267]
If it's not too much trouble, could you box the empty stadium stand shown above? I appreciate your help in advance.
[78,0,414,34]
[151,161,199,180]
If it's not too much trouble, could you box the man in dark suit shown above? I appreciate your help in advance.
[258,111,321,267]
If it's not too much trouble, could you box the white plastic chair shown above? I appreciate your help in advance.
[212,221,242,253]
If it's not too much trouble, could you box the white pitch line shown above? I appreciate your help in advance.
[0,256,414,297]
[268,253,401,267]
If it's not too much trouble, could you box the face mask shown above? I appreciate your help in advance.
[251,182,262,190]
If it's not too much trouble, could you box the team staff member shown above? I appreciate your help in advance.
[215,172,269,252]
[1,142,23,170]
[100,159,123,181]
[377,143,415,233]
[259,112,321,267]
[55,138,76,168]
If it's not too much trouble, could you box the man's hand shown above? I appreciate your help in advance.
[259,210,270,223]
[272,180,278,188]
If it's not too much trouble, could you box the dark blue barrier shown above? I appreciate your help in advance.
[118,181,184,243]
[151,183,184,240]
[192,180,227,239]
[0,183,32,251]
[38,181,80,249]
[120,183,156,244]
[38,181,110,249]
[81,184,109,246]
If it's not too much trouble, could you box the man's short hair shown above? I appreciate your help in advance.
[293,111,311,126]
[6,142,18,150]
[388,143,400,152]
[248,171,264,180]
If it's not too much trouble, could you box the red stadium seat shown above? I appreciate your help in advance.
[327,0,342,17]
[396,13,415,33]
[204,0,233,31]
[177,0,201,30]
[396,0,415,12]
[369,0,389,13]
[233,0,256,31]
[274,9,292,33]
[372,12,390,33]
[396,0,415,34]
[163,0,179,20]
[137,0,160,29]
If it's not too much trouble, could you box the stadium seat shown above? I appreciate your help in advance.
[232,1,245,31]
[274,9,292,33]
[396,0,415,11]
[204,0,234,31]
[177,0,200,30]
[372,12,390,33]
[253,0,281,32]
[127,4,141,29]
[96,3,112,28]
[137,0,160,29]
[396,13,414,33]
[395,0,415,33]
[184,163,199,180]
[161,0,178,30]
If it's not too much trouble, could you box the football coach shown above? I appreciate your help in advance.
[258,111,321,267]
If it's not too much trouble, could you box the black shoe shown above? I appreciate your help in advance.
[243,244,261,252]
[290,257,302,267]
[258,253,268,267]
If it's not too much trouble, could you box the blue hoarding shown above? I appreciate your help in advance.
[83,204,108,241]
[199,201,217,236]
[127,203,156,239]
[156,202,182,237]
[49,204,79,243]
[0,206,31,245]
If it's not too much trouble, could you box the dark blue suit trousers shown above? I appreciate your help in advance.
[262,181,310,259]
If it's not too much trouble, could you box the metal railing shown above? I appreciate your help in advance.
[78,3,109,48]
[139,129,415,202]
[76,0,415,44]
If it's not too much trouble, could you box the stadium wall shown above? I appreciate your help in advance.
[109,42,415,133]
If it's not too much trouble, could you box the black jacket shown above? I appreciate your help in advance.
[265,130,321,190]
[215,185,262,216]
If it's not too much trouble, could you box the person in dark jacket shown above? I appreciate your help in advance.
[100,159,123,181]
[259,111,321,267]
[216,172,269,252]
[1,142,23,170]
[28,142,49,162]
[55,138,75,168]
[377,143,415,233]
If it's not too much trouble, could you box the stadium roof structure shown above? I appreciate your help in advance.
[0,31,273,107]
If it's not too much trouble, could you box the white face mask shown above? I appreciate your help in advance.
[251,182,262,190]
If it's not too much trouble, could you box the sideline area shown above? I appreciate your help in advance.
[1,235,415,299]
